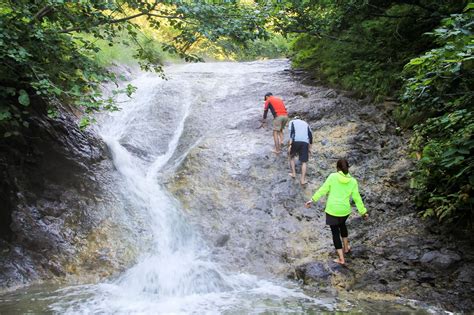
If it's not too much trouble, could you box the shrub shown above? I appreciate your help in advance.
[400,7,474,224]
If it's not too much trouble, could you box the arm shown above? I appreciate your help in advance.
[308,126,313,144]
[352,181,367,216]
[311,175,331,202]
[305,175,332,208]
[288,121,294,153]
[289,121,295,142]
[308,126,313,155]
[263,100,269,120]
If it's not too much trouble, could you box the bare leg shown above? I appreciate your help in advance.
[272,131,280,153]
[289,157,296,178]
[343,237,351,253]
[300,162,307,185]
[279,131,284,146]
[334,249,345,264]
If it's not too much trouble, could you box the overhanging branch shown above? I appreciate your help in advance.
[58,1,161,33]
[31,5,53,22]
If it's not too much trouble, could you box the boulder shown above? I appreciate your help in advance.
[294,262,331,285]
[420,250,461,269]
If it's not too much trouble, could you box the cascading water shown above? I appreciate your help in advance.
[99,79,226,297]
[46,61,321,314]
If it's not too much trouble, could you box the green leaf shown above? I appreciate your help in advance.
[0,108,12,121]
[18,89,30,106]
[464,3,474,12]
[409,57,425,65]
[79,117,90,129]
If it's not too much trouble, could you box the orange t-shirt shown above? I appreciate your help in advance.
[263,96,288,119]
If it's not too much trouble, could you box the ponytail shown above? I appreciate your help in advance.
[337,159,349,175]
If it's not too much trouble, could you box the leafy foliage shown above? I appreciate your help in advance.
[401,8,473,224]
[0,0,269,132]
[210,34,290,61]
[274,0,466,99]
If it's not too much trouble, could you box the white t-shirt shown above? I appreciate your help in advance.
[289,119,313,144]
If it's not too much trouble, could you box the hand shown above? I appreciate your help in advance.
[363,213,369,221]
[305,200,312,208]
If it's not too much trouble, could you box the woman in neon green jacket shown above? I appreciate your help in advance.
[305,159,368,265]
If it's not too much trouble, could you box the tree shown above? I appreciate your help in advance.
[269,0,467,97]
[0,0,269,132]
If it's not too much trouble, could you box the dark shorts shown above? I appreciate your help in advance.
[290,141,309,162]
[326,213,349,225]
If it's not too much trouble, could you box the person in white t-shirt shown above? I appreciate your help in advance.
[288,117,313,185]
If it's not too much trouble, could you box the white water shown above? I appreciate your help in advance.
[50,62,325,314]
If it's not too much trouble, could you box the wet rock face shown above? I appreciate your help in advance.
[0,104,142,289]
[167,61,474,312]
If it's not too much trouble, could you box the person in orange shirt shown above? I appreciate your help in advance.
[262,92,289,154]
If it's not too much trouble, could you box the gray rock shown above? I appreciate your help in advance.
[215,234,230,247]
[407,271,417,280]
[295,262,331,284]
[457,264,474,283]
[420,250,461,269]
[325,89,337,98]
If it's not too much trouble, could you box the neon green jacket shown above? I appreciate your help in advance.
[311,171,367,217]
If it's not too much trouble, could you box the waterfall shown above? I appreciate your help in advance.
[49,62,315,314]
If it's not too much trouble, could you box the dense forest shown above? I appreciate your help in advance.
[0,0,472,228]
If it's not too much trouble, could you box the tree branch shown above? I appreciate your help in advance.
[59,11,147,33]
[31,5,53,22]
[288,29,355,43]
[58,1,161,33]
[147,13,200,26]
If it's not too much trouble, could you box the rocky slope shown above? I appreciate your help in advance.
[288,73,474,311]
[167,65,473,312]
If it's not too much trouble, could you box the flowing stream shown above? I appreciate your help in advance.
[0,60,443,314]
[53,61,321,314]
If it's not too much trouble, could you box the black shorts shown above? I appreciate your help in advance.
[326,213,349,225]
[290,141,309,162]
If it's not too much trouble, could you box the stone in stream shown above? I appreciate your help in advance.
[292,260,355,289]
[294,262,331,285]
[324,89,338,98]
[215,234,230,247]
